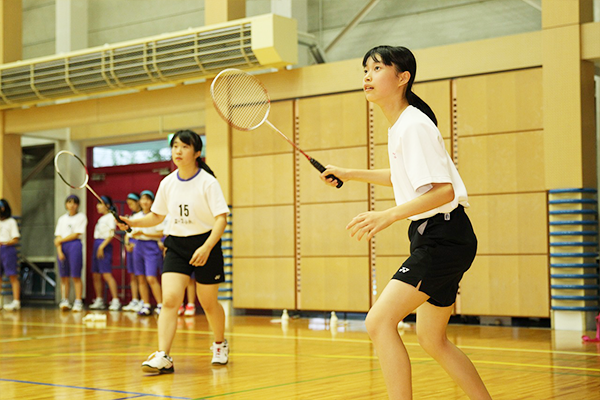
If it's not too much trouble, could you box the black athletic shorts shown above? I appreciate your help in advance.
[392,205,477,307]
[163,232,225,285]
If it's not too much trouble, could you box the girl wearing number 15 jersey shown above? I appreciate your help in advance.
[118,130,230,374]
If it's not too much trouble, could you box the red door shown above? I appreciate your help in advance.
[84,149,173,304]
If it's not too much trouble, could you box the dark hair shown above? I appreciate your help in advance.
[362,45,437,126]
[170,130,215,177]
[100,195,114,212]
[0,198,12,219]
[66,194,80,205]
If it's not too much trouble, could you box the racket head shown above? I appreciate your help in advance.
[54,150,89,189]
[210,68,271,131]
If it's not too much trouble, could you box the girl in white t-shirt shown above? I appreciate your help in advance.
[0,199,21,311]
[321,46,490,400]
[118,130,229,374]
[54,195,87,312]
[89,196,120,311]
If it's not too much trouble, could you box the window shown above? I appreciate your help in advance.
[92,140,172,168]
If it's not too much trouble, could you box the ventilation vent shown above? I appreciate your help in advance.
[0,14,297,109]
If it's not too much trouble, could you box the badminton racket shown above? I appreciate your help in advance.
[54,150,132,232]
[210,68,343,188]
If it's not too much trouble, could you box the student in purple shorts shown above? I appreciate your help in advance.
[0,199,21,311]
[54,195,87,312]
[131,190,164,316]
[89,196,121,311]
[122,193,142,312]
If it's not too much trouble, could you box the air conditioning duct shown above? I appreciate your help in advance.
[0,14,297,110]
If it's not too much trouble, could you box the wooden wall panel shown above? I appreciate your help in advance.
[232,153,294,206]
[299,257,370,311]
[373,200,411,256]
[232,100,294,157]
[233,206,294,257]
[300,202,370,257]
[459,131,545,194]
[298,92,367,150]
[299,147,368,204]
[455,68,543,135]
[460,255,549,317]
[467,193,548,255]
[233,258,295,309]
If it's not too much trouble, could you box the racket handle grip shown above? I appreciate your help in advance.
[310,158,343,189]
[112,211,132,233]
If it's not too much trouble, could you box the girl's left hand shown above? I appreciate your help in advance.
[347,210,395,241]
[97,248,104,259]
[190,244,211,267]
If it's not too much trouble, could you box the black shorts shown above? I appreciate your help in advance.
[163,232,225,285]
[392,205,477,307]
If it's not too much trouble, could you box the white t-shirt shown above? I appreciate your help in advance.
[151,169,230,237]
[125,211,142,241]
[131,211,165,241]
[94,213,116,240]
[0,218,20,243]
[55,212,88,238]
[388,106,469,221]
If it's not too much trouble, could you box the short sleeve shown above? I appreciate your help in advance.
[73,214,88,234]
[10,219,20,239]
[206,180,230,217]
[400,121,452,191]
[151,180,168,216]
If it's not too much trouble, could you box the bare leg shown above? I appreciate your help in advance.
[102,272,118,299]
[138,275,150,304]
[196,283,225,342]
[73,277,82,300]
[365,280,429,400]
[129,273,139,300]
[416,302,491,399]
[61,277,70,299]
[157,273,188,353]
[92,273,102,299]
[9,275,20,300]
[147,276,162,304]
[187,279,196,304]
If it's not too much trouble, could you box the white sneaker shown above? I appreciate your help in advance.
[184,303,196,316]
[89,298,105,310]
[122,299,139,312]
[3,300,20,311]
[154,303,162,315]
[132,301,143,313]
[141,351,174,374]
[59,299,71,311]
[108,298,121,311]
[211,340,229,365]
[72,299,83,312]
[138,304,151,316]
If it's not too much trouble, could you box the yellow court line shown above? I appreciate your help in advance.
[2,319,599,358]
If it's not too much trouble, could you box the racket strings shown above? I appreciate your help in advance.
[54,152,88,188]
[211,70,270,131]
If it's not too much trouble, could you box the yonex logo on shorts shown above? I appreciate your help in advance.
[398,267,410,273]
[214,275,221,280]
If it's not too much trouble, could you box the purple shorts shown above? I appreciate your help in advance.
[58,239,83,278]
[0,245,18,276]
[133,240,163,277]
[92,239,113,274]
[126,238,137,274]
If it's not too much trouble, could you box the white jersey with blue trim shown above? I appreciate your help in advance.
[151,168,229,237]
[94,213,116,239]
[55,212,88,238]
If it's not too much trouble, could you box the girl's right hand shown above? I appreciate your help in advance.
[57,249,66,261]
[320,165,348,187]
[117,216,133,232]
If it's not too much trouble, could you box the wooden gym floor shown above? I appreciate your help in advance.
[1,306,599,399]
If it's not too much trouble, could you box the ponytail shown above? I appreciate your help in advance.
[406,90,438,126]
[363,45,438,126]
[198,158,216,177]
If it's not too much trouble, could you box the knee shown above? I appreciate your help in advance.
[417,331,448,357]
[161,292,181,309]
[365,309,389,341]
[146,276,158,285]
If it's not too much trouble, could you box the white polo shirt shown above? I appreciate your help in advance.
[388,106,469,221]
[55,212,87,238]
[0,218,20,243]
[151,169,229,237]
[93,213,116,240]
